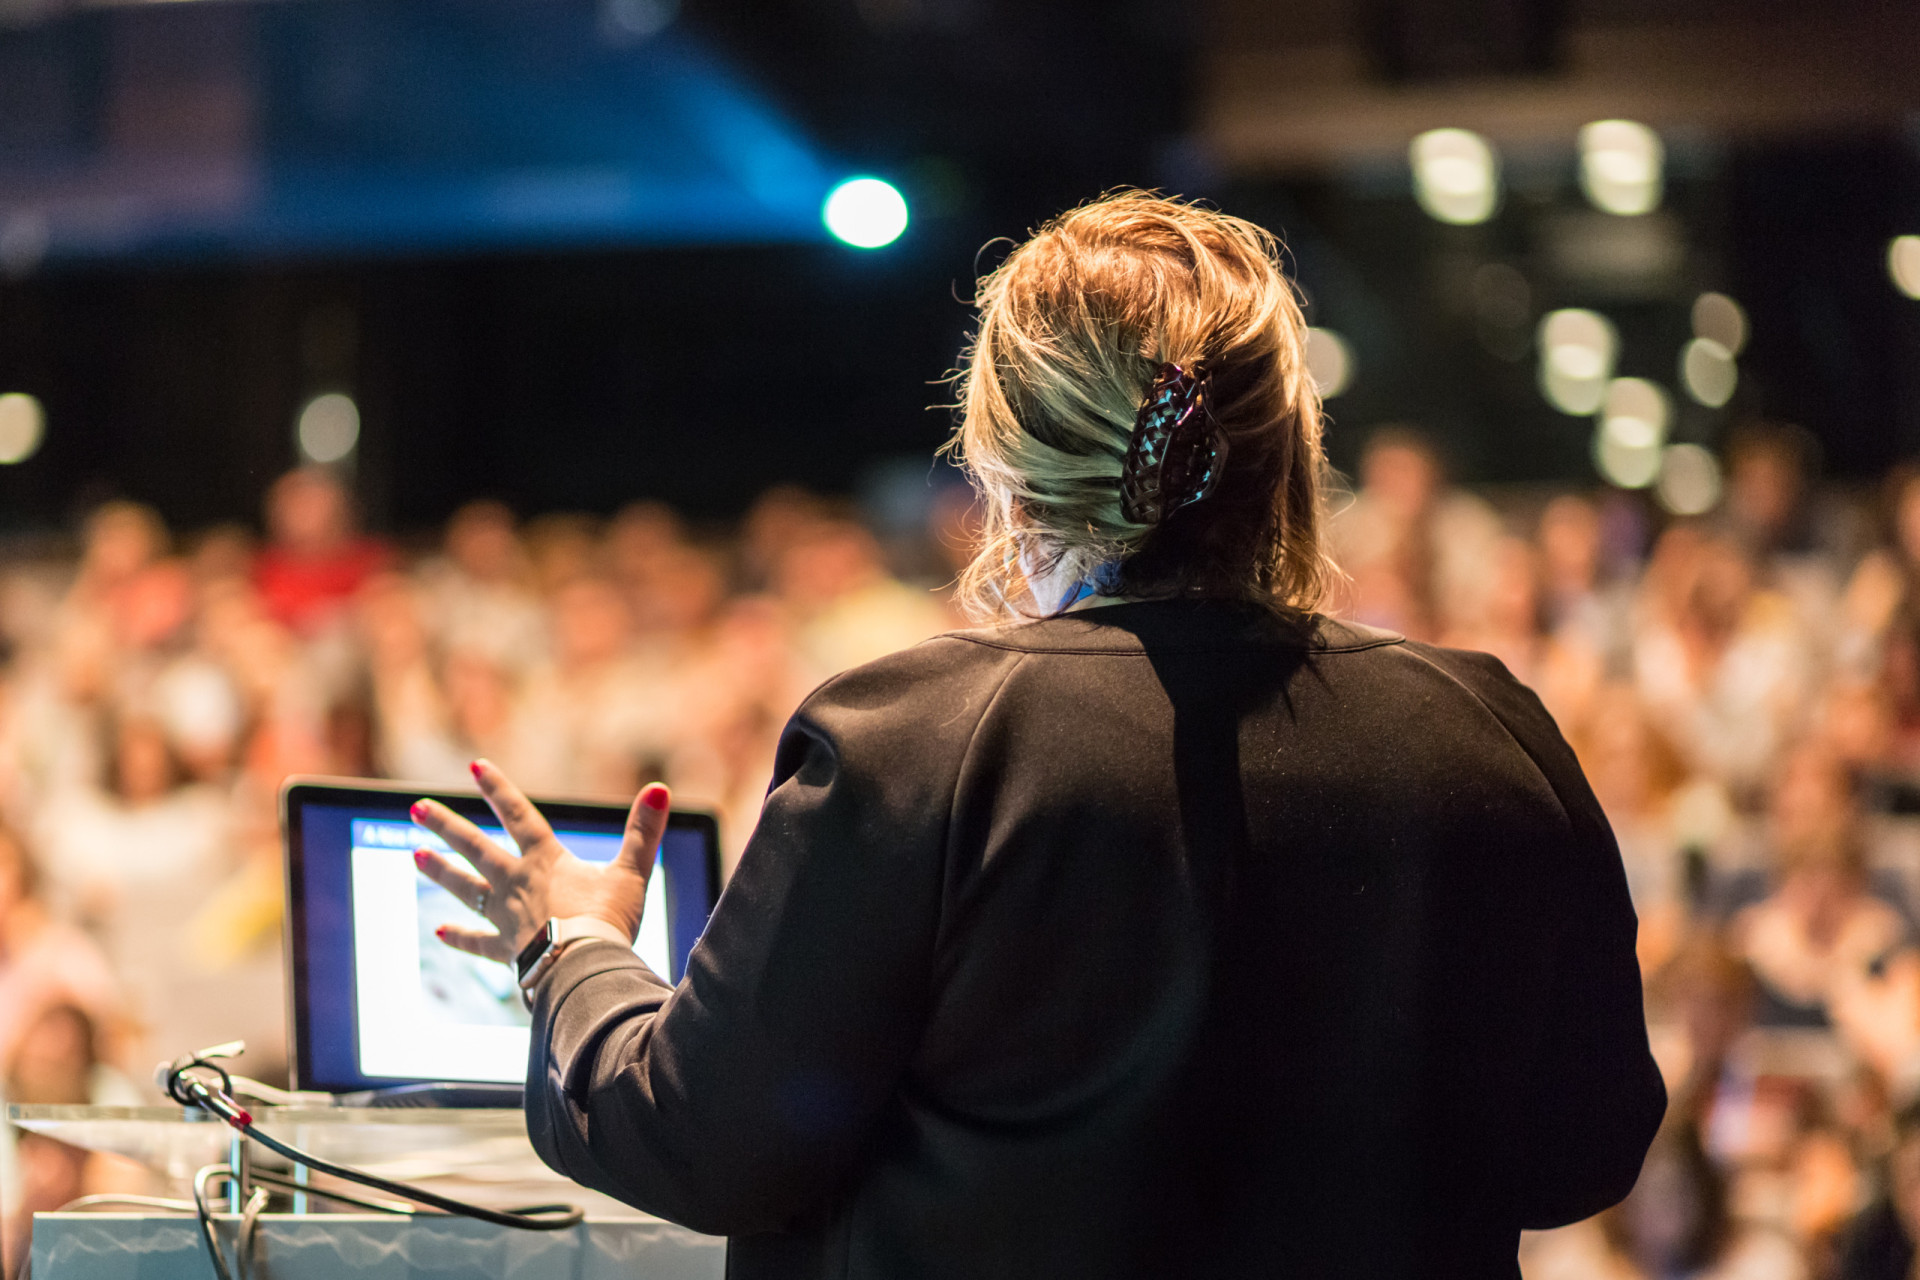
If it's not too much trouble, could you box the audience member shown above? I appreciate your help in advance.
[0,827,120,1077]
[2,1003,144,1279]
[774,518,954,679]
[1633,528,1814,797]
[1576,692,1693,974]
[251,468,390,635]
[1732,746,1909,1029]
[415,500,546,670]
[1329,428,1502,641]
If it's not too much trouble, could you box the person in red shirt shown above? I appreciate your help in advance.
[250,467,390,635]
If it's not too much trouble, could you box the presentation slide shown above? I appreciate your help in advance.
[349,818,668,1083]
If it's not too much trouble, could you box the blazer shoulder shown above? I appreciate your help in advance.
[1397,641,1558,735]
[793,632,1028,724]
[1395,639,1599,822]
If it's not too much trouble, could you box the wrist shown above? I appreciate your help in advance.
[553,914,633,949]
[515,916,634,997]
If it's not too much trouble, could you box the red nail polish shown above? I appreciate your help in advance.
[410,800,428,821]
[435,926,448,939]
[413,850,430,869]
[641,785,670,812]
[470,760,485,780]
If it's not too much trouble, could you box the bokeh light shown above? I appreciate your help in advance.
[297,393,361,463]
[1579,120,1664,216]
[1592,378,1670,489]
[1594,429,1662,489]
[1536,308,1618,415]
[1680,337,1738,408]
[1656,443,1723,515]
[1691,291,1748,355]
[1602,377,1670,446]
[1304,327,1354,398]
[1410,129,1499,226]
[1891,235,1920,300]
[822,177,909,249]
[0,393,45,465]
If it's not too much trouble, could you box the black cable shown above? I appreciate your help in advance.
[247,1168,414,1216]
[236,1124,582,1229]
[166,1056,584,1232]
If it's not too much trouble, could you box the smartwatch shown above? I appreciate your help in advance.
[515,916,632,997]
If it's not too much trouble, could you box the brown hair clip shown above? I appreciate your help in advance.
[1118,362,1228,526]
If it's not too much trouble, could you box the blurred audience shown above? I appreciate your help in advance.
[1331,427,1502,641]
[12,424,1920,1278]
[0,468,963,1110]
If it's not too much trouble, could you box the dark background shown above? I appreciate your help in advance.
[0,0,1916,534]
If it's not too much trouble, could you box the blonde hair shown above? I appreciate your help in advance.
[945,190,1335,621]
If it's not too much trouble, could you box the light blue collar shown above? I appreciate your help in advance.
[1056,561,1122,613]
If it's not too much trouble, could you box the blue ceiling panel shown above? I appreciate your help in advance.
[0,0,839,263]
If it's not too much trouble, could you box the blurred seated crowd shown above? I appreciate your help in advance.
[0,466,962,1269]
[9,422,1920,1277]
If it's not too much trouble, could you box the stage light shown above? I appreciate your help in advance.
[1304,327,1354,398]
[0,393,44,465]
[1593,377,1669,489]
[1536,309,1617,415]
[1656,443,1722,516]
[1892,236,1920,300]
[1410,129,1499,226]
[1579,120,1663,216]
[1691,292,1748,355]
[823,178,908,249]
[1680,338,1737,408]
[297,393,360,463]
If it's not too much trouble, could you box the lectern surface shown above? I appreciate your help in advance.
[7,1103,662,1237]
[31,1213,725,1280]
[8,1105,532,1182]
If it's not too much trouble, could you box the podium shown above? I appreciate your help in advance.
[9,1104,725,1278]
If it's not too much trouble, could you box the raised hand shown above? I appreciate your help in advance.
[410,759,671,964]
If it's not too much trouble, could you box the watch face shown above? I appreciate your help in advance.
[516,920,557,983]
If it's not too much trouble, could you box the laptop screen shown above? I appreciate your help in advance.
[283,778,721,1094]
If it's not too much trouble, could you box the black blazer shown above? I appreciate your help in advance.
[526,601,1666,1279]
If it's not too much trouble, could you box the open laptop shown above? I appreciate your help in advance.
[281,776,722,1105]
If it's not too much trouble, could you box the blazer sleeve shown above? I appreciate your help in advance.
[1433,648,1668,1228]
[523,641,1015,1236]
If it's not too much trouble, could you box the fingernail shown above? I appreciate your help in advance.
[641,784,670,812]
[434,925,448,939]
[410,800,429,821]
[413,850,430,869]
[470,760,488,780]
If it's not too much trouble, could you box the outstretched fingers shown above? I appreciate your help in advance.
[615,783,672,875]
[414,848,491,915]
[470,759,559,859]
[434,922,509,963]
[410,798,516,883]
